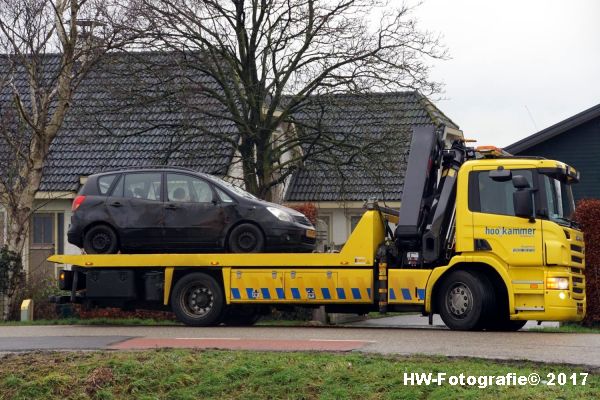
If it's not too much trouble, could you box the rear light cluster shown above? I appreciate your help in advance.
[72,195,86,211]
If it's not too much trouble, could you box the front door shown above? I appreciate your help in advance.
[470,167,544,266]
[29,213,64,280]
[163,173,225,250]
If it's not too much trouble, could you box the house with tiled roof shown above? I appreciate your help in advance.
[505,103,600,200]
[284,92,462,248]
[0,52,461,275]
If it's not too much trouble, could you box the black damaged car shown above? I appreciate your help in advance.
[67,167,317,254]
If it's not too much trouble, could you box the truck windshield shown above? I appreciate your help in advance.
[542,175,576,226]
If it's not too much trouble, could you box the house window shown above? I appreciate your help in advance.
[349,215,362,234]
[316,215,331,243]
[32,214,54,245]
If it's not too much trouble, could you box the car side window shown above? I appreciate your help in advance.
[124,173,162,201]
[167,173,214,203]
[215,187,234,203]
[98,175,116,195]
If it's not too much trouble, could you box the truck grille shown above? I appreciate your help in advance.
[571,272,585,300]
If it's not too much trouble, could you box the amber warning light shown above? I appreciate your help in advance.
[72,195,86,211]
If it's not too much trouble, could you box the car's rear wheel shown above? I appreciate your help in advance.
[83,224,119,254]
[171,273,224,326]
[228,223,265,253]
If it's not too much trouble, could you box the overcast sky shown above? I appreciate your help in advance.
[412,0,600,147]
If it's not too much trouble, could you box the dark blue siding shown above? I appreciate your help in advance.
[514,117,600,200]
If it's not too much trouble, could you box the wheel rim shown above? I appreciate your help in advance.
[180,283,214,318]
[92,232,111,252]
[446,282,473,319]
[237,231,257,251]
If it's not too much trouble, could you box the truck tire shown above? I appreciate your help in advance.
[437,270,495,331]
[83,224,119,254]
[171,273,224,326]
[228,223,265,253]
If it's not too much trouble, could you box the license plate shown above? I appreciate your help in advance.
[306,229,317,239]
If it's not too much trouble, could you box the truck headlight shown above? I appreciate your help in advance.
[546,277,569,290]
[266,207,294,223]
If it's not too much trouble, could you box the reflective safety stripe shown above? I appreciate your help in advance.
[351,288,361,299]
[401,288,412,300]
[261,288,271,299]
[389,288,396,300]
[291,288,301,299]
[417,288,425,300]
[276,288,285,299]
[367,288,372,298]
[246,288,254,299]
[231,288,241,299]
[337,288,346,299]
[322,288,331,299]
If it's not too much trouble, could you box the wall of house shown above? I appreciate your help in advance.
[514,116,600,200]
[311,201,400,249]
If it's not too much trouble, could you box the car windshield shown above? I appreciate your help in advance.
[542,174,576,226]
[210,177,258,200]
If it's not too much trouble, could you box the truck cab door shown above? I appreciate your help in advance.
[469,167,543,266]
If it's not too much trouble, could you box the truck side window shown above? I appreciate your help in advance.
[469,169,533,216]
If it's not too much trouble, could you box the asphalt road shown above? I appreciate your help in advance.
[1,325,599,368]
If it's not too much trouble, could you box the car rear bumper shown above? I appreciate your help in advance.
[67,226,83,248]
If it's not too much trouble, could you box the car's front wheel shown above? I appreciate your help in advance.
[228,223,265,253]
[83,224,119,254]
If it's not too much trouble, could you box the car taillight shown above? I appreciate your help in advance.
[72,195,86,211]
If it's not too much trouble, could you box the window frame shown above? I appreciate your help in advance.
[165,172,216,204]
[468,168,541,217]
[97,174,118,196]
[123,172,164,202]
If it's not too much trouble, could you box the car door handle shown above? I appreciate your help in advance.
[109,201,122,207]
[165,204,178,210]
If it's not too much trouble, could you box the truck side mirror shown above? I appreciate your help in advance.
[512,175,530,189]
[512,175,534,220]
[513,190,533,219]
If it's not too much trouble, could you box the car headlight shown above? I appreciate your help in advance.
[546,277,569,290]
[266,207,294,223]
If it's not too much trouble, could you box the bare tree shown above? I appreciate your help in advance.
[133,0,446,200]
[0,0,137,319]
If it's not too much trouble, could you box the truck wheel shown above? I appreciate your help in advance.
[228,224,265,253]
[83,225,119,254]
[437,270,494,331]
[171,273,224,326]
[222,305,262,326]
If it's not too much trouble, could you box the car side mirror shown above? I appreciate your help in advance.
[489,168,512,182]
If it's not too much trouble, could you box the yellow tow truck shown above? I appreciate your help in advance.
[50,126,585,330]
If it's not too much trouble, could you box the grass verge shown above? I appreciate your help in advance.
[529,323,600,334]
[0,350,597,399]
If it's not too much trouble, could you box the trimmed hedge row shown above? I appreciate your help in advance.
[574,199,600,325]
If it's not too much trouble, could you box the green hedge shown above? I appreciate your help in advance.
[574,199,600,325]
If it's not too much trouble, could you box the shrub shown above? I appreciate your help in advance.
[285,202,317,224]
[574,199,600,325]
